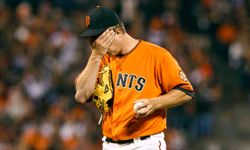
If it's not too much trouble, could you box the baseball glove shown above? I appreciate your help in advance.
[92,65,113,113]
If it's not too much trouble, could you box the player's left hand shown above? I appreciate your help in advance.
[134,98,160,118]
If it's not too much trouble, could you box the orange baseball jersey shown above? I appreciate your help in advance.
[99,40,193,140]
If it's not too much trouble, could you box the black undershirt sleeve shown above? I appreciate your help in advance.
[173,86,194,98]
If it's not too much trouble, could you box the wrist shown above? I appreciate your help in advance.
[151,97,163,110]
[90,51,103,60]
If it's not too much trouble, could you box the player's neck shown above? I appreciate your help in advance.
[120,33,139,55]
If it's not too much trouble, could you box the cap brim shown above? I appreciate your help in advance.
[80,28,106,38]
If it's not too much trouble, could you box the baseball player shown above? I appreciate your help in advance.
[75,6,194,150]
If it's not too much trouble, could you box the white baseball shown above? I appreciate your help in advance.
[133,101,145,112]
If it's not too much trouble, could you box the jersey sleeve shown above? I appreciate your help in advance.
[99,55,109,71]
[156,50,194,97]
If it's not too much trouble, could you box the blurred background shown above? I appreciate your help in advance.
[0,0,250,150]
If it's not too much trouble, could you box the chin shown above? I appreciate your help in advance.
[107,52,115,56]
[107,51,118,56]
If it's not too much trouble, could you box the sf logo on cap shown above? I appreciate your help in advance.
[85,16,90,27]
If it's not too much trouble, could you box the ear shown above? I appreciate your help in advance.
[115,28,124,35]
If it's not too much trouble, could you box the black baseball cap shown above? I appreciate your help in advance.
[80,6,122,38]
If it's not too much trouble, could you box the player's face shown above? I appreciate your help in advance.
[107,34,122,56]
[88,26,123,56]
[107,27,124,56]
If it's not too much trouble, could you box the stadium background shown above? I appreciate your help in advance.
[0,0,250,149]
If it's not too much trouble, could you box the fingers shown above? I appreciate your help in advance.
[134,99,157,118]
[134,99,150,118]
[96,29,116,48]
[104,32,116,48]
[135,105,151,118]
[90,29,116,56]
[98,28,112,40]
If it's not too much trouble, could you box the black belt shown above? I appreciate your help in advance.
[105,135,150,144]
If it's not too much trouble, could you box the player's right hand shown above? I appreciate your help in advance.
[91,29,116,57]
[134,98,160,118]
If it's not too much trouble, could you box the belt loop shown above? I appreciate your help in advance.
[102,136,107,142]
